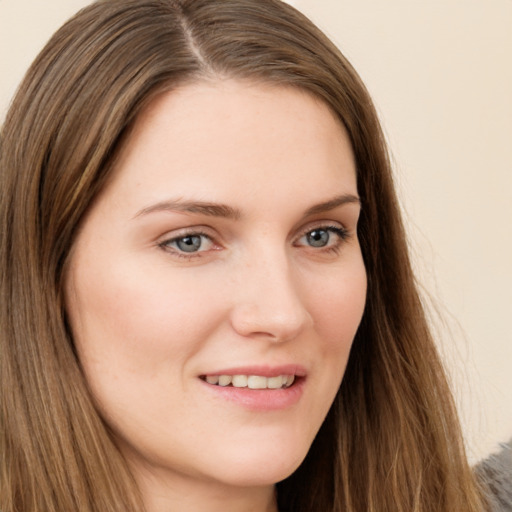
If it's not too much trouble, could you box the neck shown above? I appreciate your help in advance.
[133,464,279,512]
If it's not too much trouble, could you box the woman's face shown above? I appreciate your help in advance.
[65,80,366,501]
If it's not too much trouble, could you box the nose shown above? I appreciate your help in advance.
[229,250,313,343]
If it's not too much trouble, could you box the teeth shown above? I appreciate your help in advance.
[248,375,267,389]
[203,374,296,389]
[232,375,248,387]
[218,375,232,386]
[267,376,284,389]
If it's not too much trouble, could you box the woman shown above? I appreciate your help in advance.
[0,0,489,511]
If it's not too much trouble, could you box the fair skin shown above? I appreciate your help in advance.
[65,80,367,512]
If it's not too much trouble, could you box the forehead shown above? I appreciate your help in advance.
[127,79,346,147]
[105,79,356,210]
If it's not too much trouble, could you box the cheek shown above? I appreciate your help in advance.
[66,261,224,380]
[288,259,366,441]
[309,260,367,353]
[305,260,366,413]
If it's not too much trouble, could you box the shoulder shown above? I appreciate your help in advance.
[475,440,512,512]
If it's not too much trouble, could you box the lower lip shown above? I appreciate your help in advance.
[199,378,305,411]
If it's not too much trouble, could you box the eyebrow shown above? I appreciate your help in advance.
[133,193,360,220]
[134,199,242,220]
[304,194,361,215]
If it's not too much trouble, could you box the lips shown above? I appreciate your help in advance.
[199,365,306,410]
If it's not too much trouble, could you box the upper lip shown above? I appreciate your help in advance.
[200,364,307,378]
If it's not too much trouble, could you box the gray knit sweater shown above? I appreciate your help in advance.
[475,440,512,512]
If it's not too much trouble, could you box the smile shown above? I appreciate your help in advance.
[201,374,296,389]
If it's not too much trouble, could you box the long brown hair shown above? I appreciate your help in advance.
[0,1,486,511]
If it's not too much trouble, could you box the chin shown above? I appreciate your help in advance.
[204,441,309,488]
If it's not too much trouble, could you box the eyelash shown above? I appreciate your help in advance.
[295,225,350,255]
[158,230,215,259]
[158,225,351,260]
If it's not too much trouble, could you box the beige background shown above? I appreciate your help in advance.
[1,0,511,462]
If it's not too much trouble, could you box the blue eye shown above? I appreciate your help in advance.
[175,235,203,252]
[298,226,349,249]
[306,229,330,247]
[161,232,213,254]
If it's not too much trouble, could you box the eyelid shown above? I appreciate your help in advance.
[157,224,219,243]
[294,220,349,240]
